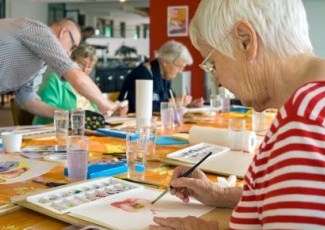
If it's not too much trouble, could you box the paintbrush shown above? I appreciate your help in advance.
[151,151,212,204]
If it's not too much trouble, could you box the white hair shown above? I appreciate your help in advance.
[155,40,193,65]
[189,0,313,59]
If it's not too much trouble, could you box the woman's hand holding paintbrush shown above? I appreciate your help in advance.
[151,152,212,204]
[168,163,218,206]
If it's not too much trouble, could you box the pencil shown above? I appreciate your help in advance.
[151,151,213,204]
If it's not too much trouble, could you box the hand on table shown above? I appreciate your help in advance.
[113,105,128,116]
[150,216,219,230]
[187,97,204,108]
[100,100,118,116]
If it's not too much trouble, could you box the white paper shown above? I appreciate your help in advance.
[136,80,153,129]
[0,125,54,137]
[105,116,135,125]
[0,156,57,184]
[189,126,257,153]
[69,187,214,230]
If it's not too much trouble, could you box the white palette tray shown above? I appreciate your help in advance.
[26,177,143,214]
[167,143,230,164]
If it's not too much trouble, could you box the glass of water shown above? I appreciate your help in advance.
[210,94,221,116]
[54,110,69,148]
[228,118,246,153]
[160,102,173,129]
[126,131,147,180]
[70,108,85,136]
[138,117,157,160]
[67,136,89,182]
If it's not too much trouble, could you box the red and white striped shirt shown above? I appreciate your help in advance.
[230,81,325,230]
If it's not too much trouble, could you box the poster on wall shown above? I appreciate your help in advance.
[167,6,188,37]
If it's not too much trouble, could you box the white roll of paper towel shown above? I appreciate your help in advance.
[189,126,257,153]
[136,80,153,128]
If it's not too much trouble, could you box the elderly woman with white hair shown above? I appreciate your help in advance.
[118,40,204,113]
[150,0,325,229]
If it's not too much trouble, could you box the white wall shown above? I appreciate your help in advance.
[4,0,325,58]
[6,0,48,23]
[303,0,325,58]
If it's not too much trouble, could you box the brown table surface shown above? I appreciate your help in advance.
[0,111,275,229]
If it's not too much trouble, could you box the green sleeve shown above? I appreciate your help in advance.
[32,73,63,125]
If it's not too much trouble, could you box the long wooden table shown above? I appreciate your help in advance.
[0,111,272,229]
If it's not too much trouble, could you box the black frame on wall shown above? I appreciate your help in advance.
[48,3,66,25]
[0,0,5,18]
[65,9,80,24]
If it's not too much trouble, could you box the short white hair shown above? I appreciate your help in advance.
[189,0,313,59]
[155,40,193,65]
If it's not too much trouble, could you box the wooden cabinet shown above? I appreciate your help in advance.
[94,67,132,93]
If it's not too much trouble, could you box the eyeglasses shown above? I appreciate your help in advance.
[68,31,78,52]
[171,61,186,71]
[199,49,216,74]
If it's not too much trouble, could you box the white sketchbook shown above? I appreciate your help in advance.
[25,177,214,230]
[69,187,214,230]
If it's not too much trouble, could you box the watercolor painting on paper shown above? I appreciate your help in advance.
[69,187,214,230]
[0,156,57,184]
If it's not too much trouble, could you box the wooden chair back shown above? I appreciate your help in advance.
[10,98,34,126]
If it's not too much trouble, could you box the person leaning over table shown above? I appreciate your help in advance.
[32,44,128,125]
[0,17,117,119]
[150,0,325,230]
[117,40,204,113]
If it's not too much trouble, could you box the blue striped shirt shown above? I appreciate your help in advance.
[0,18,78,105]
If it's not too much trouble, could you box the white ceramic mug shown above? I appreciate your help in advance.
[1,132,23,153]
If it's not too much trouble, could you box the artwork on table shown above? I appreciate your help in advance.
[25,177,213,229]
[167,6,188,37]
[111,198,162,215]
[0,156,57,184]
[69,187,214,230]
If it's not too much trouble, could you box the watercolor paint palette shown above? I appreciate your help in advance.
[26,177,143,214]
[167,143,230,164]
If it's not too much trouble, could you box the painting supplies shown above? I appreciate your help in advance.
[151,151,212,204]
[26,177,143,214]
[169,89,181,125]
[18,177,215,229]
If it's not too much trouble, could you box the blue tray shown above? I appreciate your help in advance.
[64,160,127,179]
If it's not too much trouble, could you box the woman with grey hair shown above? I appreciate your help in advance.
[118,40,204,113]
[150,0,325,229]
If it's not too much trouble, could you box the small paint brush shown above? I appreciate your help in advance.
[151,151,212,204]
